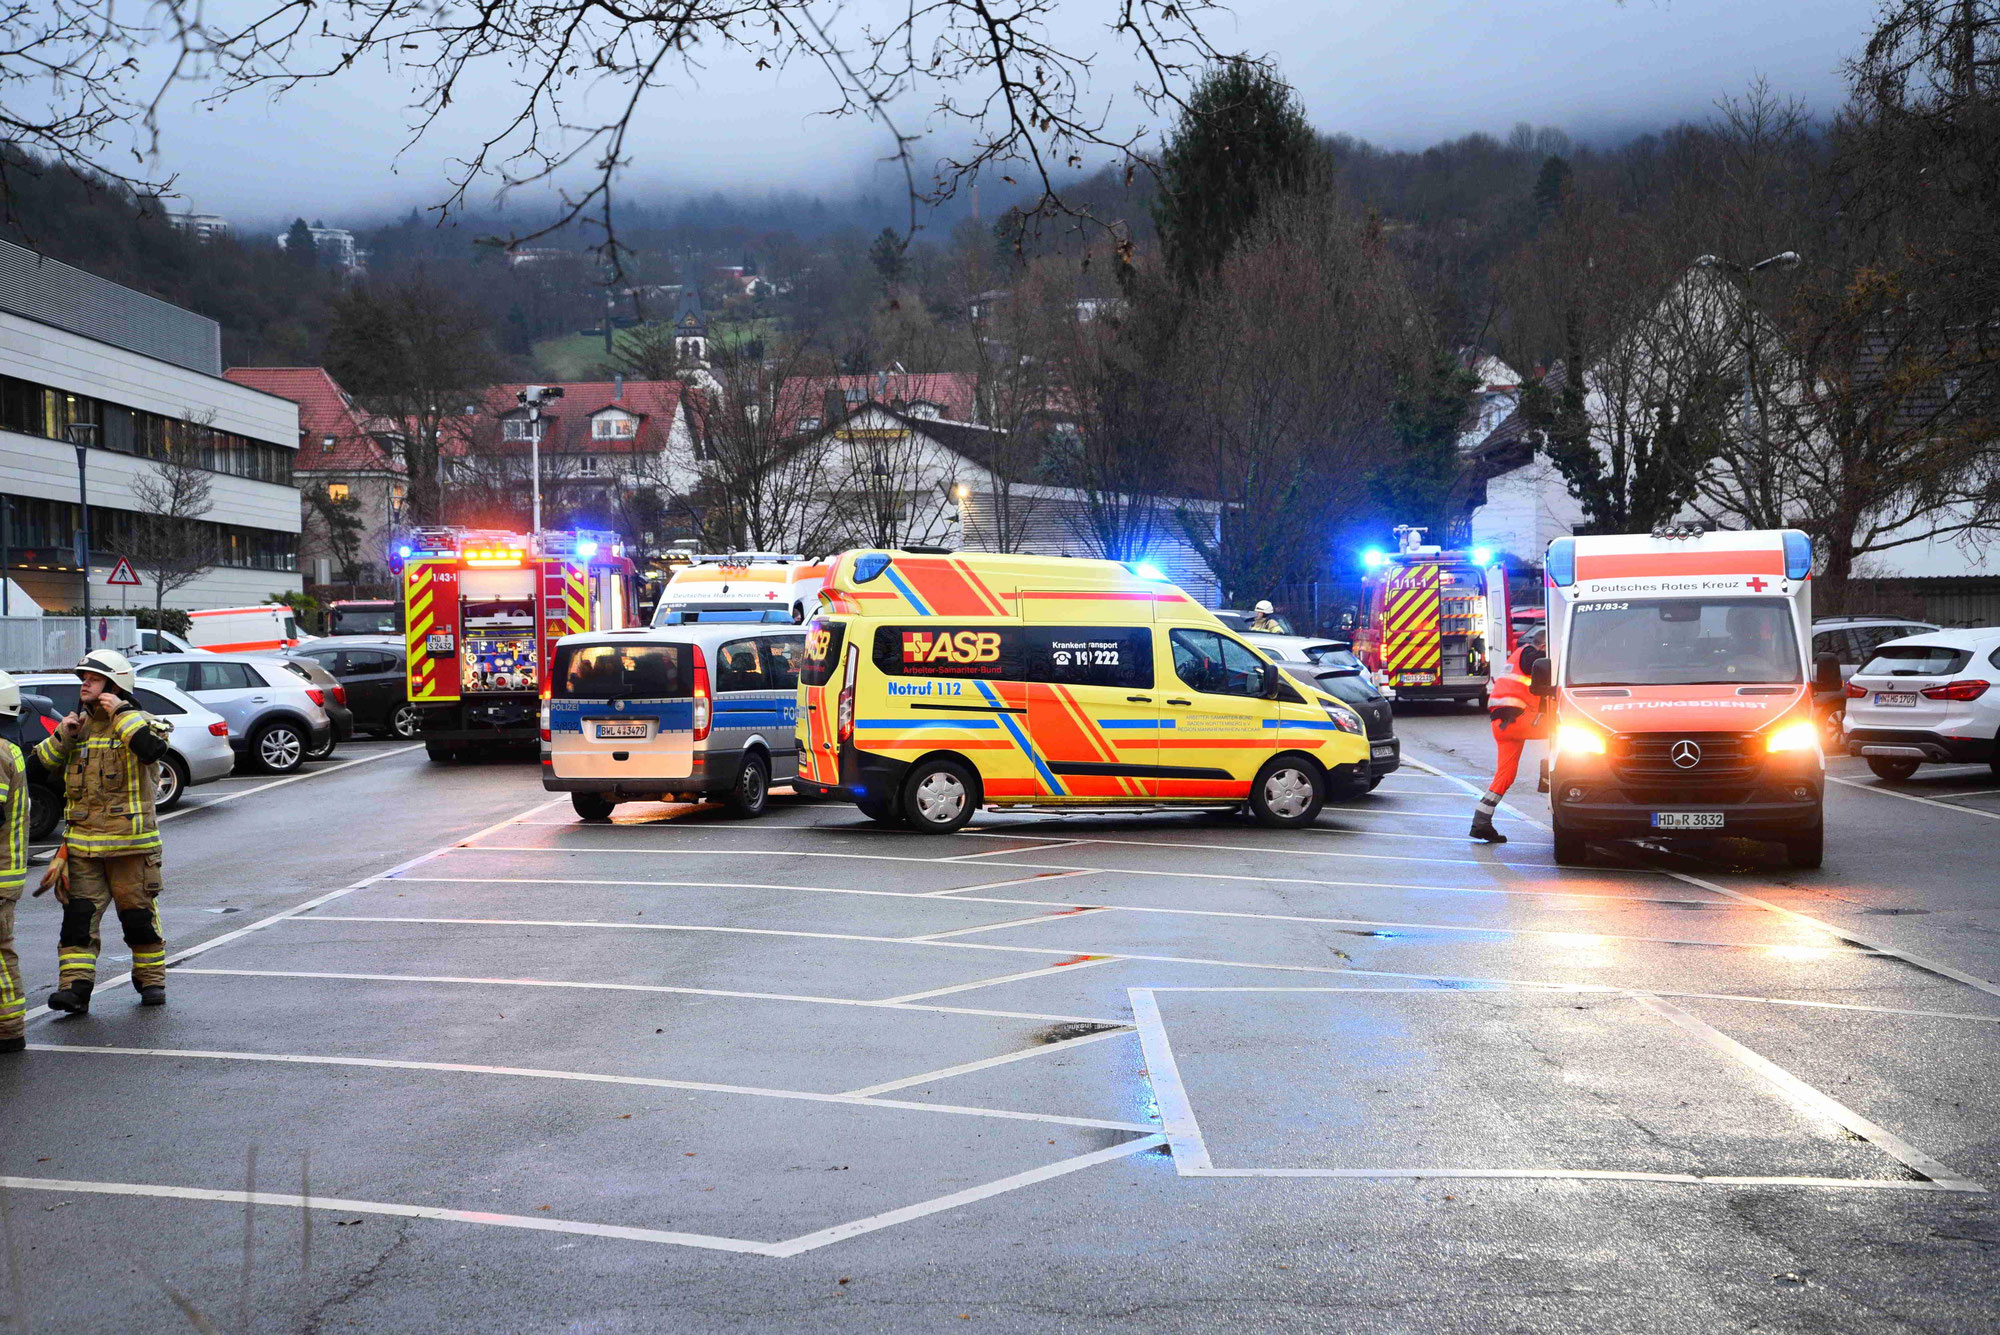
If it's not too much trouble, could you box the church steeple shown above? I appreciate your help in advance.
[674,286,708,367]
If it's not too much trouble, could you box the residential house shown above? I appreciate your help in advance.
[777,370,982,436]
[448,379,705,537]
[222,367,406,584]
[772,402,1224,605]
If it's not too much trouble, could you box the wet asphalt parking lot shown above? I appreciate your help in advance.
[0,714,1996,1333]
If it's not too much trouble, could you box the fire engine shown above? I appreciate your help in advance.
[395,527,637,759]
[1353,526,1512,707]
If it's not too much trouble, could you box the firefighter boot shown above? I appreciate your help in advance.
[119,907,166,1005]
[47,978,92,1015]
[1469,812,1508,844]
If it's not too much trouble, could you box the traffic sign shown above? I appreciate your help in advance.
[107,557,141,586]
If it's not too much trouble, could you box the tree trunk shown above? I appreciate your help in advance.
[1818,536,1854,617]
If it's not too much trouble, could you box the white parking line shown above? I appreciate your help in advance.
[880,956,1119,1004]
[158,743,423,823]
[24,1043,1156,1134]
[922,869,1103,896]
[175,965,1126,1026]
[906,907,1115,941]
[841,1026,1135,1098]
[1826,774,2000,821]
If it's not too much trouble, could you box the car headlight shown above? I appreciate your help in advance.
[1556,722,1606,755]
[1319,699,1364,735]
[1765,719,1821,754]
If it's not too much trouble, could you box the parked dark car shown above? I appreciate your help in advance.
[286,639,416,739]
[1283,664,1400,795]
[8,692,65,840]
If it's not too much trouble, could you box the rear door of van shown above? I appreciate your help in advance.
[798,618,848,786]
[548,640,694,783]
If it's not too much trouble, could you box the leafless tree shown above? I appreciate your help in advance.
[687,339,846,555]
[127,419,218,613]
[35,0,1235,270]
[823,423,962,552]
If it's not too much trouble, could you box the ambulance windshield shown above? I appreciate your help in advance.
[1566,598,1800,687]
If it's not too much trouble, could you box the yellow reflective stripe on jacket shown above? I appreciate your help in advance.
[32,727,76,773]
[64,828,162,855]
[0,740,25,892]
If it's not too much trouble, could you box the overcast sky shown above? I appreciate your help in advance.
[149,0,1885,229]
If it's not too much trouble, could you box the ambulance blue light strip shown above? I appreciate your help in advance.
[882,566,933,615]
[854,718,999,729]
[1262,719,1343,731]
[974,680,1064,795]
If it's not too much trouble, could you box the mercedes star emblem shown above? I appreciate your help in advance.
[1670,740,1702,769]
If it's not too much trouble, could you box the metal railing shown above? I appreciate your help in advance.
[1,615,141,671]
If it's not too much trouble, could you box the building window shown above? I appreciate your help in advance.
[577,456,600,476]
[0,372,293,485]
[326,483,351,502]
[797,416,820,434]
[592,414,636,440]
[502,416,539,441]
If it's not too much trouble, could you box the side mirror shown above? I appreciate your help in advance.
[1262,663,1282,699]
[1530,658,1553,697]
[1814,651,1842,693]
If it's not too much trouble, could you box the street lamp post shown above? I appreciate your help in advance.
[66,421,100,648]
[517,385,564,537]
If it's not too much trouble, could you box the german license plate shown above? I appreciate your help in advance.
[1875,691,1918,707]
[1371,744,1394,758]
[426,633,455,653]
[1652,812,1724,830]
[593,721,649,740]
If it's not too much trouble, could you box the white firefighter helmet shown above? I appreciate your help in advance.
[0,669,18,718]
[76,648,138,694]
[1253,600,1275,615]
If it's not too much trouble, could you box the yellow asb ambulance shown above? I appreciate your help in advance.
[795,550,1370,832]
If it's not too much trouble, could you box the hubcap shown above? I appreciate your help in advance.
[393,705,418,738]
[261,729,302,768]
[913,771,967,824]
[156,767,179,803]
[1263,768,1314,819]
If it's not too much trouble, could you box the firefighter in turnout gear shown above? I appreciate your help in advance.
[1248,600,1283,632]
[29,650,172,1012]
[0,672,30,1052]
[1471,638,1548,844]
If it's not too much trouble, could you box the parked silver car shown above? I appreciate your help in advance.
[134,653,335,774]
[13,673,237,809]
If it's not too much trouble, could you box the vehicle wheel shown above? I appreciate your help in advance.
[1552,819,1589,867]
[306,731,338,761]
[251,722,306,774]
[1248,755,1325,828]
[724,752,770,819]
[425,740,460,763]
[1866,756,1920,782]
[154,755,189,812]
[571,792,616,823]
[902,756,978,834]
[28,785,61,842]
[390,703,421,740]
[1366,774,1384,792]
[1784,823,1824,870]
[855,790,905,825]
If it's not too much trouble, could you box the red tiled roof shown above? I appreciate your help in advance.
[455,380,692,458]
[776,371,978,436]
[222,366,404,475]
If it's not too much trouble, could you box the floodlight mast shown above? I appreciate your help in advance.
[518,385,566,536]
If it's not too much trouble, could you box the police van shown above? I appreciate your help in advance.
[541,624,805,821]
[794,550,1371,833]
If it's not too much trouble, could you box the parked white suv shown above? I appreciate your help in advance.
[1842,628,2000,781]
[136,654,335,774]
[1811,616,1941,681]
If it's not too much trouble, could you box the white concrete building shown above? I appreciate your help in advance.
[0,240,303,612]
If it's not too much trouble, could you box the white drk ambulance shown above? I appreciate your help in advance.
[1539,528,1841,869]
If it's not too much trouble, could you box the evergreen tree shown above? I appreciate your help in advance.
[867,228,907,290]
[284,218,318,268]
[1532,155,1573,218]
[1370,348,1478,539]
[1152,60,1321,291]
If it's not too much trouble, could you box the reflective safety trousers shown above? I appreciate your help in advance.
[35,705,168,857]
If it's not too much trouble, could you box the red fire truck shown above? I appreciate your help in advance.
[396,527,638,759]
[1353,527,1513,707]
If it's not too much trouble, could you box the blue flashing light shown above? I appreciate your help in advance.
[1470,546,1494,568]
[1782,530,1812,581]
[852,553,893,583]
[1361,548,1388,570]
[1132,560,1169,582]
[576,540,598,559]
[397,544,412,560]
[1546,537,1576,587]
